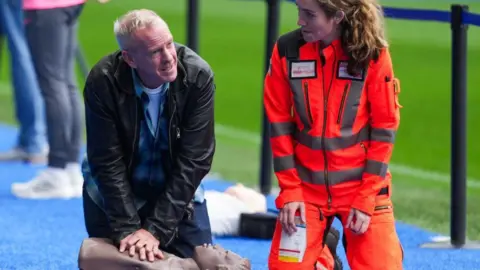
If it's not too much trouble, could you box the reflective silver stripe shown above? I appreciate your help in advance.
[296,163,364,185]
[340,80,365,137]
[270,122,295,138]
[294,126,395,151]
[365,160,388,178]
[273,155,295,172]
[289,73,311,130]
[371,128,396,143]
[295,125,369,150]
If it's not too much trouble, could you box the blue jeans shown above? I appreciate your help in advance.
[25,4,83,167]
[0,0,46,154]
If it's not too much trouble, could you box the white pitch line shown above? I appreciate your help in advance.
[215,124,480,189]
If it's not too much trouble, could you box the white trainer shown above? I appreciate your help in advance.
[11,167,75,199]
[65,162,84,198]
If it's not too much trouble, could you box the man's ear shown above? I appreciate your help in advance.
[121,50,137,68]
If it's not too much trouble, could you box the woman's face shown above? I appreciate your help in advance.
[295,0,341,43]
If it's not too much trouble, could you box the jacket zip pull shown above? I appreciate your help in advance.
[337,83,349,124]
[360,142,367,154]
[176,127,181,139]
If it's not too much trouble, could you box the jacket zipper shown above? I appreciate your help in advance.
[304,82,314,124]
[374,205,391,211]
[320,48,336,210]
[336,83,349,124]
[169,97,177,161]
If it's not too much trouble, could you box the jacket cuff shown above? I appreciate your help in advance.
[275,188,304,209]
[351,195,376,216]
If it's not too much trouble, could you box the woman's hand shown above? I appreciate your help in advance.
[346,208,371,234]
[279,201,306,235]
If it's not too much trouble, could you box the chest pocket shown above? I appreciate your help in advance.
[336,79,367,134]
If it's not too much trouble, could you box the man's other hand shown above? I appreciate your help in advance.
[119,229,164,262]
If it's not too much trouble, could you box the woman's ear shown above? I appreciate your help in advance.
[334,10,345,24]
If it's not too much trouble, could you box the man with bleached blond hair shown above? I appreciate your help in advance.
[81,9,216,262]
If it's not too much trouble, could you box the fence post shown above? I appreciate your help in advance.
[187,0,199,52]
[421,4,480,249]
[450,4,468,248]
[259,0,281,195]
[0,34,4,77]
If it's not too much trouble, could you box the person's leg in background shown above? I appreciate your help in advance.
[0,0,48,163]
[63,5,85,197]
[11,4,85,199]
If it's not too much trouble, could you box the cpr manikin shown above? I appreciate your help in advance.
[78,238,251,270]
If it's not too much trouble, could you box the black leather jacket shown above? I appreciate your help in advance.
[83,44,216,247]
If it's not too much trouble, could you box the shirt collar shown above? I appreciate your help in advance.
[131,69,169,97]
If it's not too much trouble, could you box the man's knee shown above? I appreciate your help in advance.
[165,201,213,258]
[192,200,212,233]
[82,190,111,238]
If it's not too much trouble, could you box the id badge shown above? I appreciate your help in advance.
[278,216,307,263]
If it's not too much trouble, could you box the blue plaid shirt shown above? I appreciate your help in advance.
[83,70,205,211]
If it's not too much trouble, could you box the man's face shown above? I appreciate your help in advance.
[123,24,178,84]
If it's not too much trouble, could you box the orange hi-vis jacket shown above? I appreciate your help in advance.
[264,29,401,216]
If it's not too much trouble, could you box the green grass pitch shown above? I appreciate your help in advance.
[0,0,479,239]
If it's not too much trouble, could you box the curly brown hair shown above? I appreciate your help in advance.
[315,0,388,75]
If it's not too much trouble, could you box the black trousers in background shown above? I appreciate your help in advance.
[24,4,84,168]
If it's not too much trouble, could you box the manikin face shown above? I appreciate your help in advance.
[295,0,343,43]
[122,24,178,86]
[193,244,251,270]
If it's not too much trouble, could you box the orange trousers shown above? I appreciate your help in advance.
[268,201,403,270]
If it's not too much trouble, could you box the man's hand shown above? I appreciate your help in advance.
[119,229,164,262]
[279,201,306,236]
[346,208,371,235]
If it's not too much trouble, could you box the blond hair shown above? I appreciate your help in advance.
[113,9,168,50]
[315,0,388,74]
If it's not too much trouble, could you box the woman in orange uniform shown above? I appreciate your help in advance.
[264,0,404,269]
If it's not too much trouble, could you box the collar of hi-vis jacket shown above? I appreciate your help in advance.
[315,38,344,62]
